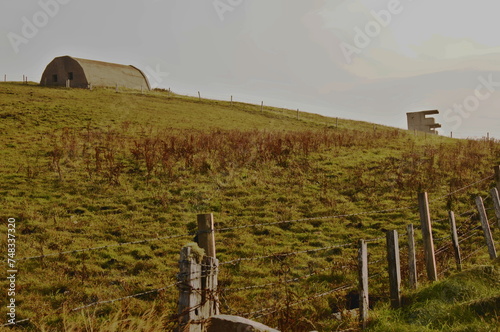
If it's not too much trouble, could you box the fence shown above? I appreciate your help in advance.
[3,167,499,330]
[174,183,499,330]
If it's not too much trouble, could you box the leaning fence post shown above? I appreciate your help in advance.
[448,211,462,271]
[178,246,203,332]
[490,188,500,228]
[494,165,500,193]
[418,192,438,281]
[475,196,498,259]
[407,224,418,289]
[386,230,401,308]
[358,239,369,328]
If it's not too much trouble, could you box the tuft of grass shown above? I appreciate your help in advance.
[369,264,500,331]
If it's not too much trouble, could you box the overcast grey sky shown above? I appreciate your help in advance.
[2,0,500,138]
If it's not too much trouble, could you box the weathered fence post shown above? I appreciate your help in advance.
[418,192,438,281]
[386,230,401,308]
[197,214,216,258]
[407,224,418,289]
[178,246,203,332]
[358,239,369,328]
[197,214,220,318]
[198,91,201,101]
[448,211,462,271]
[230,95,233,106]
[494,165,500,193]
[490,188,500,228]
[475,196,498,259]
[177,214,220,331]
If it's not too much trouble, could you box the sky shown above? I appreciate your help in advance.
[1,0,500,138]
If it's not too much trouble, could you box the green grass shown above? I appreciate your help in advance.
[369,262,500,331]
[0,82,499,331]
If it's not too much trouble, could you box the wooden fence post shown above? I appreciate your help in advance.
[358,240,369,328]
[202,256,220,317]
[261,101,263,112]
[491,188,500,228]
[448,211,462,271]
[475,196,498,259]
[494,165,500,193]
[197,214,220,317]
[198,91,201,101]
[197,214,216,258]
[178,246,203,332]
[231,95,233,106]
[418,192,438,281]
[407,224,418,289]
[386,230,401,308]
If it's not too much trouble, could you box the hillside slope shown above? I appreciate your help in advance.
[0,83,499,331]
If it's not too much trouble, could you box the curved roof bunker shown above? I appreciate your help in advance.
[40,56,151,90]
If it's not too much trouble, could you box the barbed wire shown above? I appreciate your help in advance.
[1,318,31,328]
[223,266,335,293]
[18,233,194,261]
[220,242,355,266]
[462,244,488,262]
[430,175,494,202]
[458,227,482,244]
[244,283,355,319]
[216,205,418,233]
[71,281,181,312]
[368,258,385,266]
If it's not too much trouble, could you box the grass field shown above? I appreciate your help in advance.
[0,82,499,331]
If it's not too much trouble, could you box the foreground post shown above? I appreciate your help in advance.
[197,214,219,316]
[178,246,203,332]
[418,192,438,281]
[407,224,418,289]
[475,196,498,259]
[358,240,369,328]
[448,211,462,271]
[386,230,401,308]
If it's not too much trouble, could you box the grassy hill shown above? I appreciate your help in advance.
[0,82,499,331]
